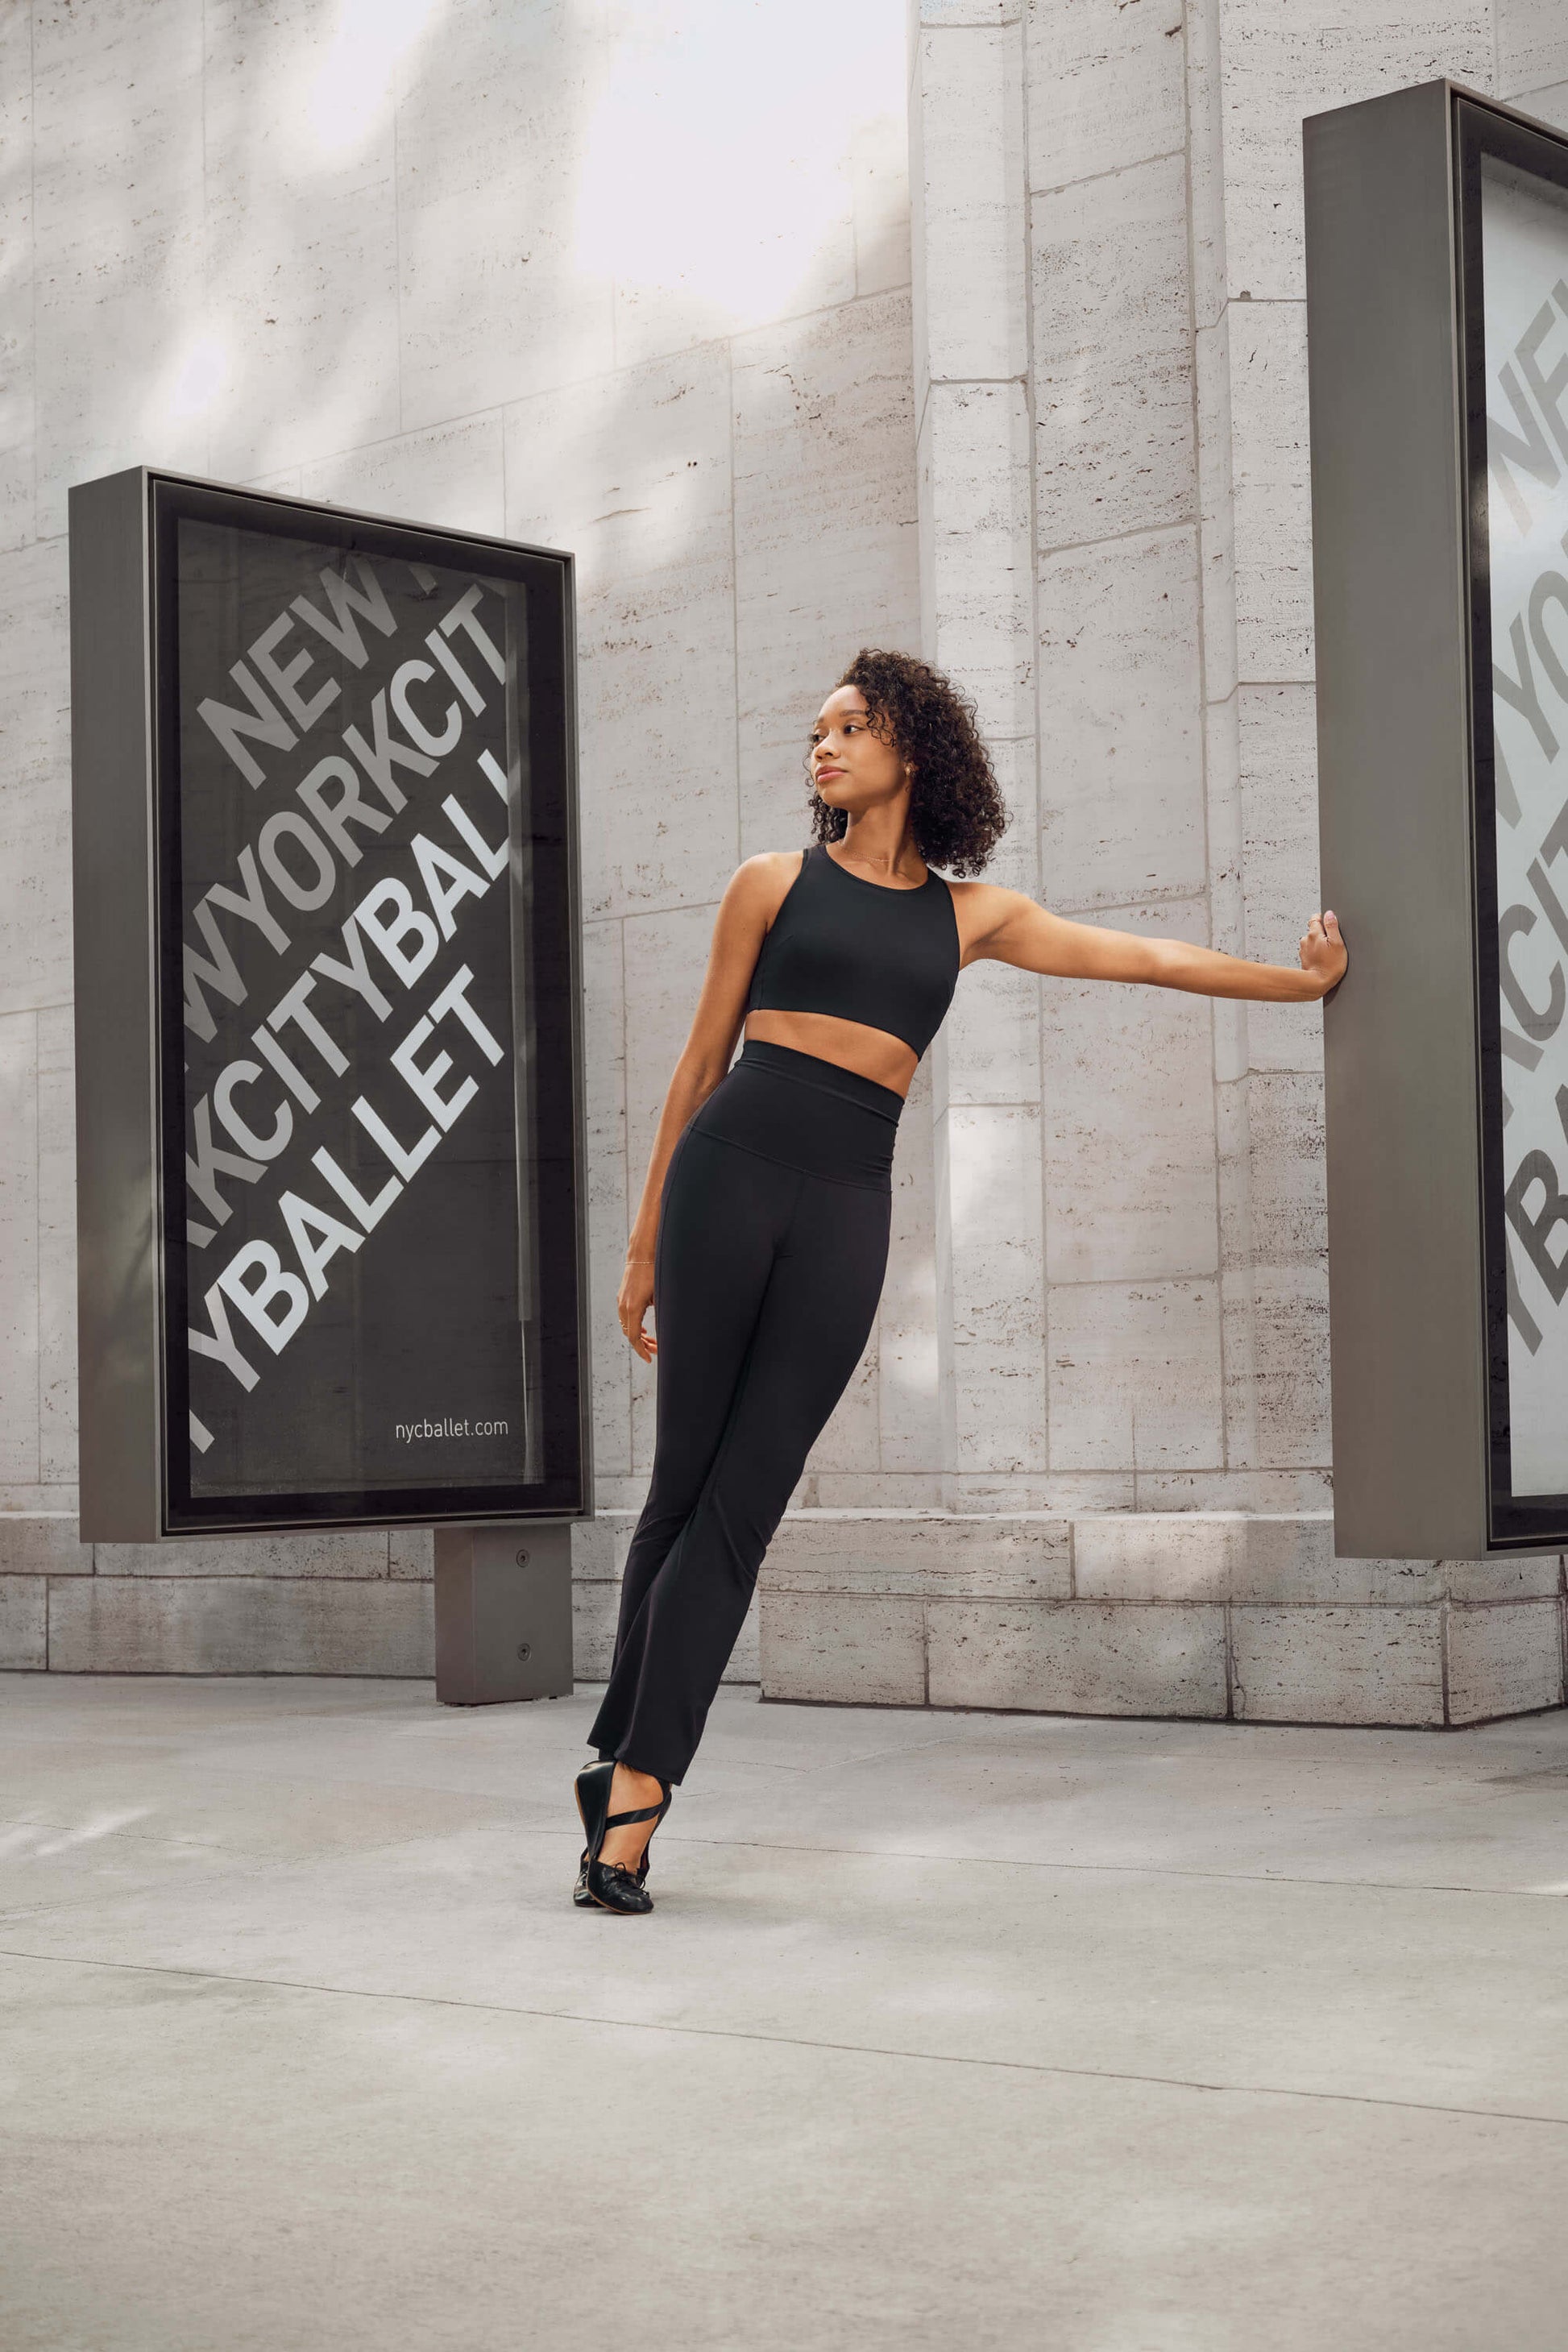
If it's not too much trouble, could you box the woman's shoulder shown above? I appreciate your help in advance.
[946,874,1037,963]
[734,846,810,891]
[724,848,810,923]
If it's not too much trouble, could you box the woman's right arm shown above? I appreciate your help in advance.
[616,855,791,1363]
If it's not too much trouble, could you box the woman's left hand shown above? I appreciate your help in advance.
[1300,910,1347,998]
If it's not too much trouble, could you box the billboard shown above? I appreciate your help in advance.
[1466,130,1568,1534]
[70,473,589,1537]
[1306,81,1568,1556]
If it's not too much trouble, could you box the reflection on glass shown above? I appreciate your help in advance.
[168,518,541,1502]
[1483,158,1568,1498]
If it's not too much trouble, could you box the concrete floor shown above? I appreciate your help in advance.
[2,1682,1568,2352]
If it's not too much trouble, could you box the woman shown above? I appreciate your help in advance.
[574,649,1346,1913]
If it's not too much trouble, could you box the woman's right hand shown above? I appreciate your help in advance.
[618,1251,657,1363]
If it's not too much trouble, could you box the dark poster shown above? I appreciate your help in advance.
[154,489,575,1529]
[1461,110,1568,1538]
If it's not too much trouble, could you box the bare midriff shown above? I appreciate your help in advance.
[743,1009,919,1097]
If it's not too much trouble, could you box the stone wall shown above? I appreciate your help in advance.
[0,0,926,1676]
[576,1512,1566,1728]
[890,0,1568,1719]
[4,0,1568,1725]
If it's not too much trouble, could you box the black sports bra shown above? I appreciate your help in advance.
[745,842,961,1060]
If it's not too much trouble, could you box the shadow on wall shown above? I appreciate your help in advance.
[3,0,922,1520]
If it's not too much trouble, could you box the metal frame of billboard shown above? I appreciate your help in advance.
[1307,79,1568,1555]
[69,467,591,1540]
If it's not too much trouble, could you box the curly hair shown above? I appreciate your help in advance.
[805,649,1008,877]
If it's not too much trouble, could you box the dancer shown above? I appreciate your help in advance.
[574,649,1346,1912]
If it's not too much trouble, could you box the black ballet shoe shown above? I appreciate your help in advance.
[572,1777,674,1906]
[573,1761,672,1915]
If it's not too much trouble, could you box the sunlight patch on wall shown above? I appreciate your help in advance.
[306,0,444,160]
[168,335,230,421]
[576,0,906,330]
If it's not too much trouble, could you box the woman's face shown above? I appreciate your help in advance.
[809,687,906,815]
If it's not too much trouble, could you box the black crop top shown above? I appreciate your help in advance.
[745,842,962,1060]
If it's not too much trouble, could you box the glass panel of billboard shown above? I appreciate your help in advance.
[150,484,580,1529]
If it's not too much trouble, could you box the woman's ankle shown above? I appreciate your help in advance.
[597,1762,666,1869]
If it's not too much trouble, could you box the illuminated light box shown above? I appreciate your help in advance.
[1307,81,1568,1553]
[69,472,589,1537]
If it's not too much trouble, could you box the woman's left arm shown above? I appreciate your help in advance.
[963,887,1347,1002]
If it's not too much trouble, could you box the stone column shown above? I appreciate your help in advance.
[910,0,1047,1511]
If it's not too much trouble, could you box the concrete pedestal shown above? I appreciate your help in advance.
[433,1521,575,1707]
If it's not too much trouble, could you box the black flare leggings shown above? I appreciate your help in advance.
[587,1039,901,1785]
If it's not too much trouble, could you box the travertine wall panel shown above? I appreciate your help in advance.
[95,1532,392,1580]
[1441,1551,1562,1601]
[733,290,923,855]
[203,0,402,480]
[1447,1600,1564,1723]
[30,0,207,542]
[1500,1,1568,93]
[620,908,717,1188]
[942,958,1039,1110]
[870,1068,943,1490]
[1231,1606,1447,1727]
[0,8,35,554]
[916,383,1033,741]
[1240,1070,1325,1268]
[0,1515,93,1575]
[36,1006,77,1487]
[761,1591,927,1705]
[1025,0,1188,193]
[1048,1280,1224,1475]
[504,346,740,923]
[300,415,507,541]
[912,23,1027,396]
[927,1599,1228,1716]
[1238,1065,1331,1469]
[396,0,613,425]
[1237,683,1321,1076]
[1040,899,1220,1286]
[580,917,632,1484]
[388,1529,435,1582]
[620,902,715,1479]
[1076,1514,1438,1606]
[852,105,915,298]
[915,1,1018,27]
[596,1,900,371]
[936,1101,1047,1476]
[0,1575,46,1670]
[1031,152,1196,547]
[0,1014,39,1485]
[1204,2,1492,303]
[1036,529,1207,912]
[48,1575,433,1677]
[762,1508,1072,1596]
[0,535,71,1016]
[1226,301,1314,684]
